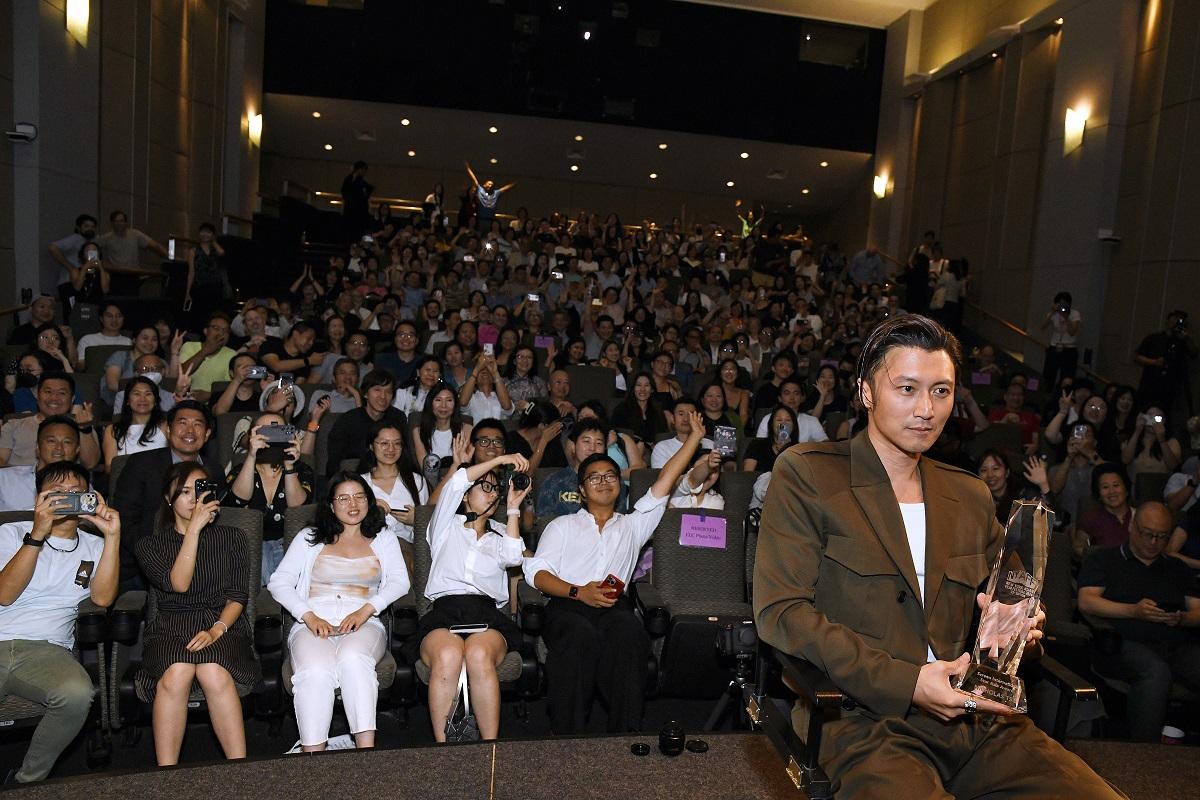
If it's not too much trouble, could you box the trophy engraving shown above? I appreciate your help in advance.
[954,499,1051,713]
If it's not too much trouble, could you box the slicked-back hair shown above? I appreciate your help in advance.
[855,314,962,405]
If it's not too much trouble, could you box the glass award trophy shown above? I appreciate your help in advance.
[954,499,1051,713]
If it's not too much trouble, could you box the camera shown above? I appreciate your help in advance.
[193,480,220,503]
[716,619,758,657]
[551,270,564,280]
[497,465,530,493]
[49,492,99,516]
[246,366,268,380]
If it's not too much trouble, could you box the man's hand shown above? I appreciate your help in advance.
[576,581,617,608]
[912,654,1015,721]
[31,490,63,540]
[1133,598,1181,625]
[81,492,121,539]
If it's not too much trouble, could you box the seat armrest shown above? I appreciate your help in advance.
[631,582,669,637]
[516,579,545,635]
[109,590,146,644]
[391,591,418,639]
[773,649,844,709]
[76,599,108,646]
[1080,612,1121,655]
[1034,654,1098,701]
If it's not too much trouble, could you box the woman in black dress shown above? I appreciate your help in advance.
[135,462,259,766]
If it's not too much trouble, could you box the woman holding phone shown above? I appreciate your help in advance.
[417,451,531,742]
[135,463,257,766]
[268,472,410,751]
[361,421,428,543]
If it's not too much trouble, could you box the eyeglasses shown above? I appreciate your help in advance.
[473,480,500,494]
[1138,529,1171,543]
[584,472,620,486]
[333,492,369,506]
[473,437,505,448]
[397,332,417,339]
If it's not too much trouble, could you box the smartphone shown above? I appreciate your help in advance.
[719,252,727,263]
[551,270,564,280]
[86,249,100,263]
[278,373,295,390]
[1071,424,1089,439]
[591,298,603,307]
[527,293,539,303]
[246,366,268,380]
[1153,415,1164,424]
[449,624,489,635]
[260,424,299,445]
[49,492,99,516]
[485,242,494,251]
[193,480,219,503]
[361,234,375,246]
[442,215,450,226]
[601,574,625,597]
[483,343,494,356]
[464,254,476,263]
[167,238,176,261]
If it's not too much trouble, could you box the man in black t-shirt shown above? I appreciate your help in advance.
[258,321,325,384]
[1077,502,1200,741]
[1135,310,1197,414]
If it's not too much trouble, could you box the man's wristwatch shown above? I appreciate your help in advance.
[22,533,44,549]
[568,586,579,599]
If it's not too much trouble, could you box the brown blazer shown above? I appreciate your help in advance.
[753,432,1003,720]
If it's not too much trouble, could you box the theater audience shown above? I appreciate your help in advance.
[324,369,406,478]
[268,472,410,751]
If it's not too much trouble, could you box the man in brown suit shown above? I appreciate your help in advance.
[754,315,1122,798]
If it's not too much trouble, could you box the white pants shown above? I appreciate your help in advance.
[289,599,386,746]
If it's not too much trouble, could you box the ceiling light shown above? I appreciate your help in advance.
[574,134,584,142]
[488,126,499,134]
[649,173,657,179]
[401,118,411,126]
[725,181,735,188]
[801,188,810,195]
[570,164,580,172]
[819,160,829,167]
[311,111,322,119]
[323,144,333,151]
[658,143,668,150]
[407,150,416,157]
[489,157,498,164]
[739,152,749,159]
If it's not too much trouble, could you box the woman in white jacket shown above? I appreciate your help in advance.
[267,471,411,752]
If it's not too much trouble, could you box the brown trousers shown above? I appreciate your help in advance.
[816,710,1127,799]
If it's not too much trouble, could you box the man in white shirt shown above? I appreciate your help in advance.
[755,380,827,443]
[74,303,131,370]
[651,398,713,468]
[1040,292,1083,390]
[524,409,707,734]
[0,416,81,513]
[0,462,121,783]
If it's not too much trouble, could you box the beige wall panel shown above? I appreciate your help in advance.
[149,16,187,94]
[101,0,140,58]
[148,81,190,154]
[152,0,186,33]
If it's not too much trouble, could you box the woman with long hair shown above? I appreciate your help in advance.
[104,325,162,405]
[699,380,743,441]
[30,323,74,374]
[504,345,548,407]
[135,463,257,766]
[268,472,409,751]
[441,342,472,391]
[361,422,428,543]
[716,359,751,430]
[976,449,1052,525]
[102,375,168,469]
[593,340,628,393]
[393,357,443,417]
[458,352,514,422]
[611,372,667,443]
[493,328,520,372]
[412,383,470,467]
[742,406,801,473]
[416,451,531,741]
[1122,405,1182,480]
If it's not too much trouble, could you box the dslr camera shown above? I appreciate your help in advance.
[498,464,531,493]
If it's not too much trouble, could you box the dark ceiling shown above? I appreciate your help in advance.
[264,0,886,153]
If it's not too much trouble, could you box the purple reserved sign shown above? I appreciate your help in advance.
[971,372,992,385]
[679,513,727,549]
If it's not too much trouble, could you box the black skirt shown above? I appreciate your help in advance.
[408,594,523,661]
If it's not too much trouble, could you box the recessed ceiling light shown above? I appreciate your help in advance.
[739,152,749,159]
[401,118,411,126]
[570,164,579,172]
[725,181,735,187]
[658,143,668,150]
[574,134,584,142]
[489,157,498,164]
[801,188,810,195]
[323,144,333,151]
[311,111,321,119]
[649,173,658,179]
[407,150,416,157]
[488,126,499,134]
[819,160,829,167]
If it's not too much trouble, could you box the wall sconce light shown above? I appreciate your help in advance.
[873,174,888,199]
[248,113,263,147]
[66,0,89,46]
[1064,106,1088,154]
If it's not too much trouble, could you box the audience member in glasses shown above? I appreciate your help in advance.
[416,452,531,741]
[1078,502,1200,742]
[324,370,407,478]
[524,409,706,733]
[268,472,409,751]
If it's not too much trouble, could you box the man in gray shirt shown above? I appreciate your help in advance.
[849,245,887,287]
[98,210,167,269]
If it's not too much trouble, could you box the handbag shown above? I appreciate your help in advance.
[443,663,480,742]
[929,287,947,310]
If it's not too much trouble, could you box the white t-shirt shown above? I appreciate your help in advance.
[113,422,169,458]
[898,502,935,663]
[0,522,106,649]
[756,412,827,443]
[76,333,131,363]
[0,466,36,512]
[363,471,429,543]
[1048,309,1082,347]
[650,436,714,468]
